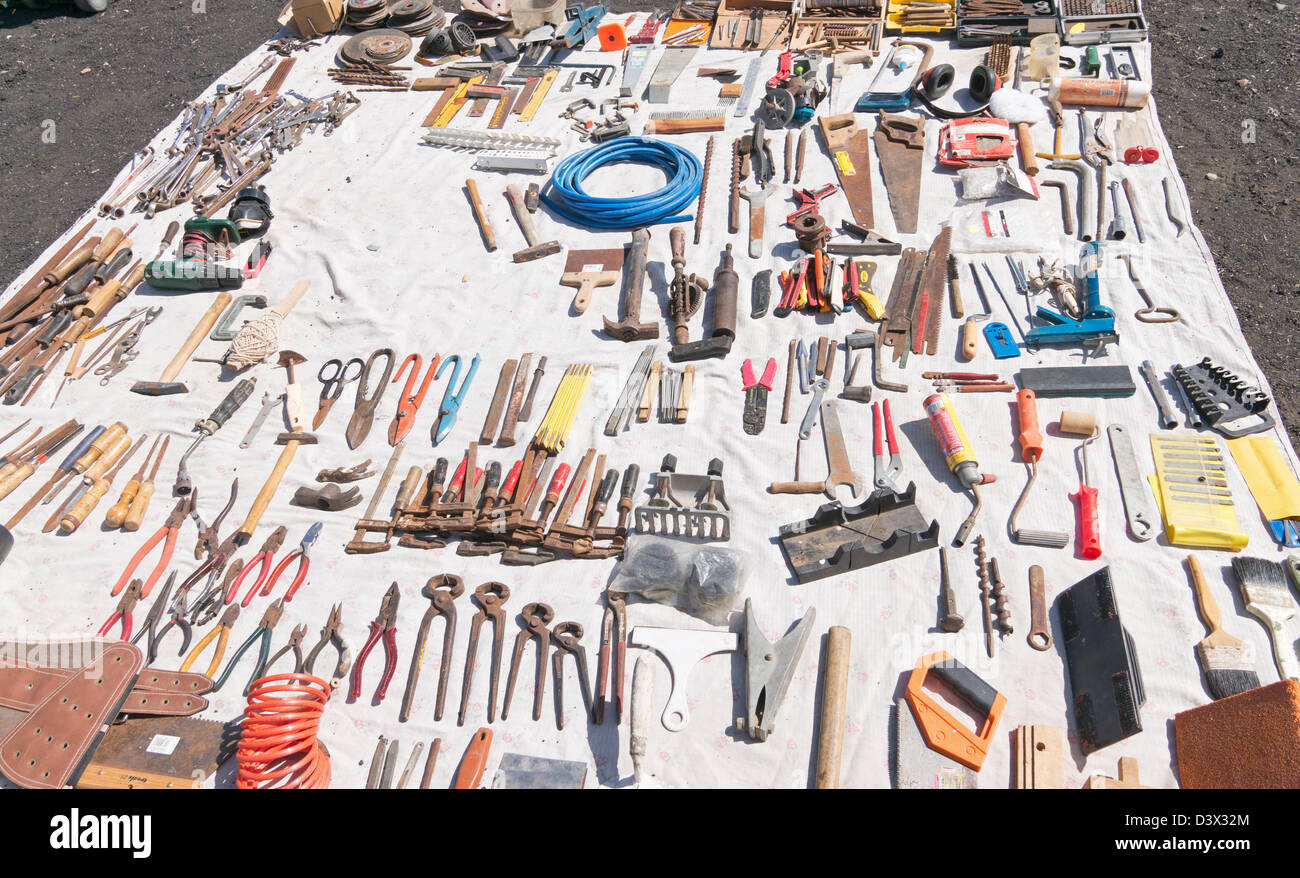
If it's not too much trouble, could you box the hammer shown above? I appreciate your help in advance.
[237,351,316,542]
[505,184,560,264]
[131,292,232,395]
[602,227,658,342]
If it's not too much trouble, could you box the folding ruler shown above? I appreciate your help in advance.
[518,68,559,122]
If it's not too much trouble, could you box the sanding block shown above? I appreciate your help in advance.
[1018,365,1136,398]
[1175,680,1300,788]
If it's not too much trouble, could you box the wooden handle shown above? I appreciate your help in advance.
[271,279,310,319]
[0,462,35,502]
[158,293,232,383]
[961,318,979,361]
[638,362,661,422]
[50,242,99,284]
[86,433,130,481]
[61,477,111,532]
[1186,555,1223,635]
[66,336,87,377]
[76,259,141,319]
[123,481,154,532]
[769,481,826,494]
[76,421,127,473]
[284,382,305,432]
[1017,123,1039,176]
[815,625,851,789]
[238,440,299,540]
[93,228,126,261]
[678,366,694,423]
[465,179,496,252]
[644,116,725,135]
[105,478,139,528]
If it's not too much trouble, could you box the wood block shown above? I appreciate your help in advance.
[1015,725,1064,789]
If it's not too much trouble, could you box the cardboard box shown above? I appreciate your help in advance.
[290,0,344,38]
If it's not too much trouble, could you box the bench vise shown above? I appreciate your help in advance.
[1025,242,1117,348]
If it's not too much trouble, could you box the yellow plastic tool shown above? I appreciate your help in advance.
[1148,434,1248,551]
[1226,435,1300,522]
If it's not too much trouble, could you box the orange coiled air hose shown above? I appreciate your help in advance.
[237,672,332,789]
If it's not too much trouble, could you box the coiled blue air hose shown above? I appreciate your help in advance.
[541,137,703,230]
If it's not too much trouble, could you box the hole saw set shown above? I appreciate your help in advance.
[0,0,1296,790]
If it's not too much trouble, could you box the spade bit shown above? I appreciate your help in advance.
[738,185,770,259]
[820,400,863,500]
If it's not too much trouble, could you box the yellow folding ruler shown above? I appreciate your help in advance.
[426,75,483,129]
[1148,434,1248,550]
[518,69,558,123]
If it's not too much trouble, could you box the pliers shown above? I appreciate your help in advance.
[595,589,627,724]
[551,621,592,731]
[430,353,480,446]
[130,571,191,665]
[503,602,554,722]
[305,603,352,690]
[230,525,287,607]
[212,598,284,695]
[110,495,191,598]
[264,624,308,676]
[181,603,240,678]
[350,582,401,703]
[389,353,441,446]
[261,521,321,602]
[191,479,237,561]
[98,579,142,641]
[400,574,463,723]
[147,578,195,666]
[872,399,903,493]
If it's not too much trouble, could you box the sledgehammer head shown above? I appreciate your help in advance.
[512,241,562,263]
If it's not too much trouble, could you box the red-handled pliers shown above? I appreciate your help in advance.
[389,353,441,446]
[262,521,322,603]
[99,579,142,640]
[350,582,401,703]
[872,399,903,493]
[229,525,287,607]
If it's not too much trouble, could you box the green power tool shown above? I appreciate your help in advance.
[144,217,246,291]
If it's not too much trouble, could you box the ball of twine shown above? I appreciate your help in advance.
[224,312,283,370]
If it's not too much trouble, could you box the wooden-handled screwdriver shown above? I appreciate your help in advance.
[0,421,81,501]
[106,434,167,530]
[122,434,168,532]
[1,426,96,530]
[42,420,127,505]
[44,430,132,533]
[58,434,147,533]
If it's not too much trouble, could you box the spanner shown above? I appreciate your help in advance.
[1138,360,1179,430]
[738,185,770,259]
[1106,424,1157,541]
[820,400,863,500]
[798,378,829,440]
[240,392,284,449]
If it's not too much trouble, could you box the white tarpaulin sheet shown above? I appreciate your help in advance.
[2,21,1295,789]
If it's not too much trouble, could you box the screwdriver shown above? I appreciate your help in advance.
[49,335,86,407]
[59,434,147,533]
[2,425,101,530]
[106,434,168,529]
[0,421,80,500]
[0,427,48,485]
[42,421,127,504]
[44,431,132,533]
[122,435,169,532]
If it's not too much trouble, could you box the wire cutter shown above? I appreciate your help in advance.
[212,598,284,695]
[872,399,903,493]
[595,589,627,724]
[313,357,364,430]
[350,582,401,703]
[98,579,142,640]
[261,521,321,602]
[389,353,441,446]
[110,495,191,598]
[229,525,287,607]
[181,603,240,677]
[431,353,481,446]
[305,603,352,690]
[264,624,308,675]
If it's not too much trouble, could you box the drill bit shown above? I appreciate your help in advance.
[974,536,995,657]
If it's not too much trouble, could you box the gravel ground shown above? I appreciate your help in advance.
[1,0,1297,443]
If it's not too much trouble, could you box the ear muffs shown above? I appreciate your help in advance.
[920,64,955,101]
[913,65,1003,119]
[969,65,1000,103]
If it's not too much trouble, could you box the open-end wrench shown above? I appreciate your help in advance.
[798,378,829,440]
[240,392,284,450]
[1138,360,1179,430]
[820,400,863,500]
[738,185,770,259]
[1106,424,1157,541]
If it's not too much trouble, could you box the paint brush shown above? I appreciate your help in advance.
[1231,556,1300,682]
[1186,555,1260,699]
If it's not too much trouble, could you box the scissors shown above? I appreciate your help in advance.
[431,353,480,446]
[313,357,363,430]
